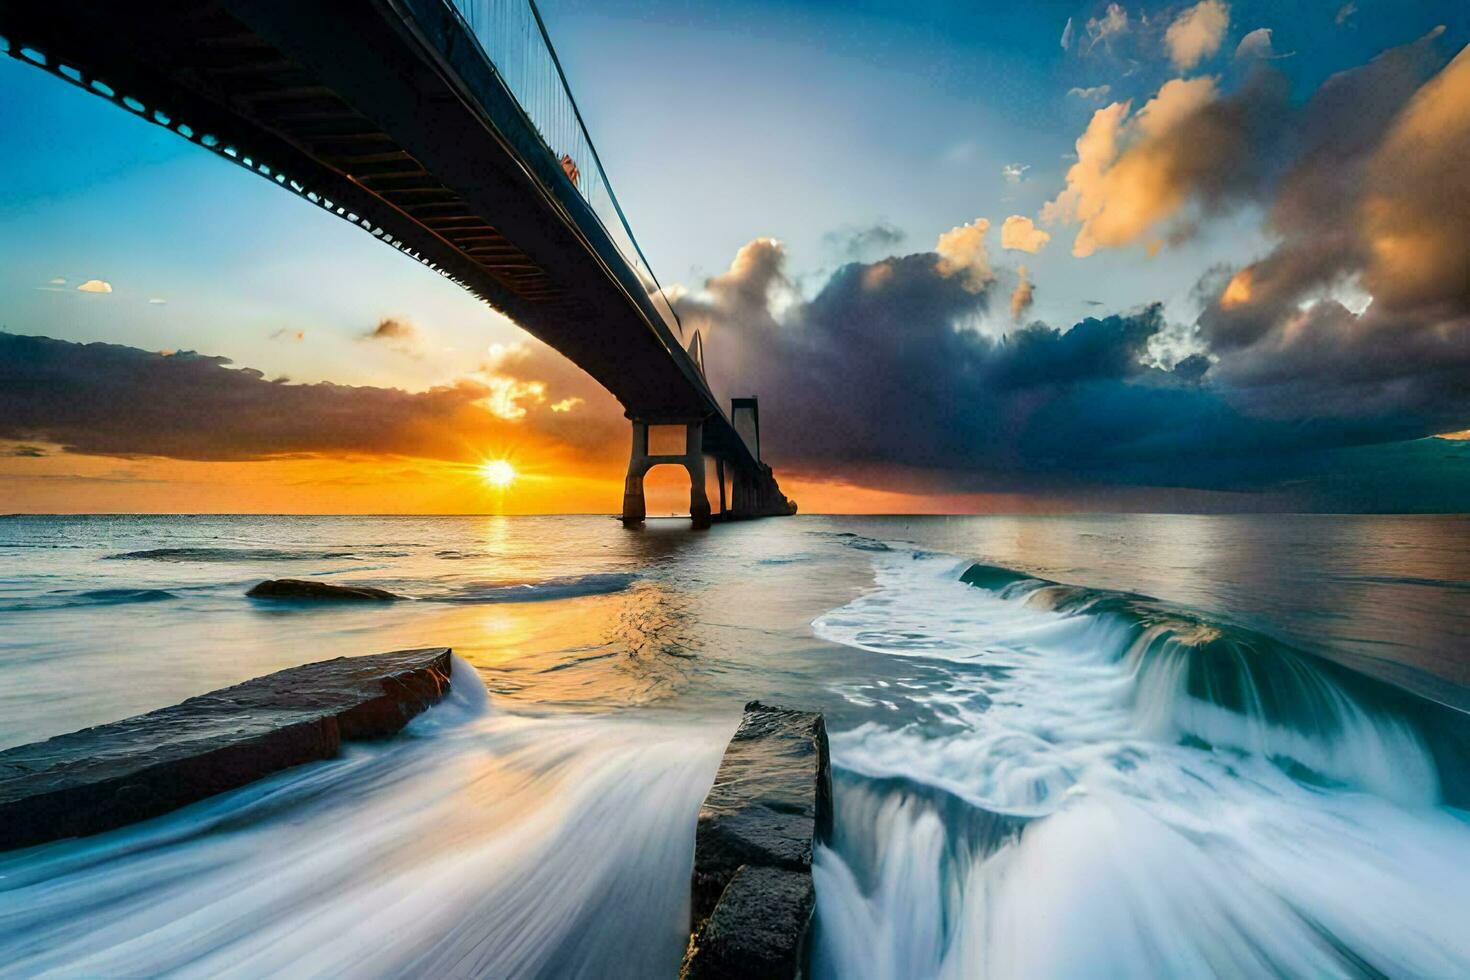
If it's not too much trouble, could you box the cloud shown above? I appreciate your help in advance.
[47,278,65,286]
[1085,4,1129,54]
[1001,215,1051,253]
[1041,69,1290,256]
[550,397,583,413]
[671,224,1470,504]
[1335,2,1357,27]
[1165,0,1230,71]
[148,298,167,305]
[934,219,993,292]
[1001,163,1030,184]
[1061,16,1075,51]
[0,331,622,464]
[270,328,305,343]
[1181,35,1470,433]
[1235,28,1271,59]
[362,317,423,355]
[1011,266,1035,321]
[825,222,906,259]
[5,444,47,457]
[1068,85,1113,101]
[77,280,112,294]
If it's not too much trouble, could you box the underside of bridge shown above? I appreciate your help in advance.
[0,0,793,523]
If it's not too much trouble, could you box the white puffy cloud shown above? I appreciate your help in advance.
[1068,85,1113,101]
[77,279,112,294]
[1165,0,1230,70]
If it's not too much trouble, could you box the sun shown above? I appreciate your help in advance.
[479,459,517,488]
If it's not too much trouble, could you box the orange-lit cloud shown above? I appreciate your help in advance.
[934,218,993,292]
[77,279,112,294]
[1042,76,1223,257]
[1010,266,1035,321]
[1000,215,1050,253]
[1360,43,1470,312]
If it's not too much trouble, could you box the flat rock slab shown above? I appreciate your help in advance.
[0,647,452,851]
[683,700,832,979]
[247,579,401,601]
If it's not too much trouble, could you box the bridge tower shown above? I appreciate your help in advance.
[621,420,712,529]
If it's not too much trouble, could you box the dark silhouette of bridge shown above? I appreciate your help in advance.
[0,0,794,526]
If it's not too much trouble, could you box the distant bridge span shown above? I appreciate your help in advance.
[0,0,793,525]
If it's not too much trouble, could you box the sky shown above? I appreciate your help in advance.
[1,0,1469,513]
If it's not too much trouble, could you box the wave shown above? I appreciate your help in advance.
[104,547,365,562]
[957,561,1467,805]
[0,587,179,612]
[811,549,1470,977]
[0,659,732,976]
[434,572,638,604]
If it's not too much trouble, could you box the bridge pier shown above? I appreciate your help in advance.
[621,420,711,529]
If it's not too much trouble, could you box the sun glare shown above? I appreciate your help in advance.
[479,459,517,488]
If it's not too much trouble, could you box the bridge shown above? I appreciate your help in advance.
[0,0,795,527]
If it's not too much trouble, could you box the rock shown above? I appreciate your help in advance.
[246,578,401,601]
[682,700,832,979]
[0,648,452,851]
[681,866,816,979]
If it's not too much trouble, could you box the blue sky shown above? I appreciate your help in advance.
[2,1,1468,511]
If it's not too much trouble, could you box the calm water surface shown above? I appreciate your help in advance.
[1,514,1468,976]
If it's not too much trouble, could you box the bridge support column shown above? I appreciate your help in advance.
[621,422,649,526]
[685,422,712,529]
[620,419,712,529]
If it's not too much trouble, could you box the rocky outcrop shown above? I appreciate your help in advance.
[0,648,452,851]
[682,701,832,979]
[246,579,401,601]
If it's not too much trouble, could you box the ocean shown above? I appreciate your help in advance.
[1,513,1468,976]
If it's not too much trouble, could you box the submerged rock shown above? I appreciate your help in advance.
[683,700,832,979]
[0,648,452,851]
[246,578,401,601]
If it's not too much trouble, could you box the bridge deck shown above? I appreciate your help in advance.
[0,0,760,467]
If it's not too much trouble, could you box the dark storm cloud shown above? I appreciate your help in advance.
[673,239,1435,496]
[4,444,47,457]
[0,332,618,462]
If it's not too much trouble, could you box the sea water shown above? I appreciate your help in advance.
[1,514,1467,976]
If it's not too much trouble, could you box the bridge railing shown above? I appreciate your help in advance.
[446,0,685,342]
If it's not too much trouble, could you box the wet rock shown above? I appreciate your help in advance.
[246,578,401,601]
[683,700,832,979]
[682,866,816,979]
[0,648,452,851]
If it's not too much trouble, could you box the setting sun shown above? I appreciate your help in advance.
[479,459,517,488]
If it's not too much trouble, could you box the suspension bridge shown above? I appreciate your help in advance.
[0,0,794,526]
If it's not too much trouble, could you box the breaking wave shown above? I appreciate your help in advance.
[811,549,1470,977]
